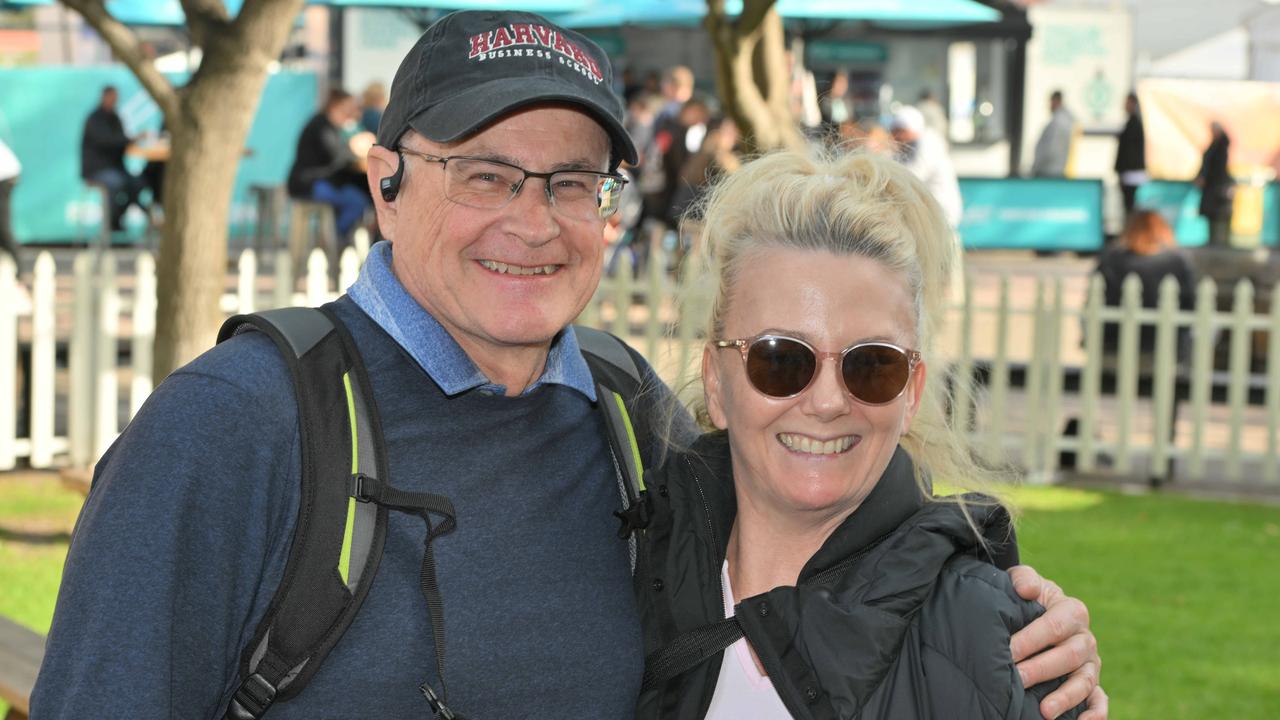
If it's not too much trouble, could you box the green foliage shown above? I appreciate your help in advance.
[1,476,1277,717]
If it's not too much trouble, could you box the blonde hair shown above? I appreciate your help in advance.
[685,147,1003,503]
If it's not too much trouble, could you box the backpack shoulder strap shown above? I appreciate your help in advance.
[217,306,389,720]
[574,326,653,566]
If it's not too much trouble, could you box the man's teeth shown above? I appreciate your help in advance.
[778,434,856,455]
[479,260,558,276]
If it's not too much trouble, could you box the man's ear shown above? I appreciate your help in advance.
[366,145,401,239]
[703,344,728,430]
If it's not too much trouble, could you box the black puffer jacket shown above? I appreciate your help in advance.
[634,432,1080,720]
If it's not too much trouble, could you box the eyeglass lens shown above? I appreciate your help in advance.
[444,158,621,219]
[743,337,912,403]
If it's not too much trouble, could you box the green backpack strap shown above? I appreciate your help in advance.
[574,326,651,570]
[220,305,463,720]
[216,306,390,719]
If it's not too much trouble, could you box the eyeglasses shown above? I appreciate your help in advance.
[712,334,921,405]
[399,149,627,221]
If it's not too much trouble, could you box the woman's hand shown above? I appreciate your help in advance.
[1008,565,1106,719]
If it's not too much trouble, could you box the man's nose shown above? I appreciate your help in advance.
[507,178,560,244]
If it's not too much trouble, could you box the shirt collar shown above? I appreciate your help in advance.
[346,241,597,401]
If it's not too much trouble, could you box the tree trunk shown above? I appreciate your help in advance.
[705,0,804,154]
[147,0,306,382]
[59,0,306,382]
[152,71,265,381]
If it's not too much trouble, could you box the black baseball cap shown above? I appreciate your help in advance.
[376,10,637,167]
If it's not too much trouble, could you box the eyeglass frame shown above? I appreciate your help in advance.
[397,147,628,219]
[711,334,923,405]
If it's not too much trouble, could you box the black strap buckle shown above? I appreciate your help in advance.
[225,673,277,720]
[420,682,459,720]
[349,473,375,503]
[613,494,651,539]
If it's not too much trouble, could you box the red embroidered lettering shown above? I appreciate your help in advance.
[492,26,514,49]
[467,32,491,59]
[552,32,575,61]
[530,24,554,48]
[511,24,534,46]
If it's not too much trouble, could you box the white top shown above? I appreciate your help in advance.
[704,561,792,719]
[0,138,19,182]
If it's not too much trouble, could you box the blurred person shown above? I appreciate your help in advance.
[0,135,18,262]
[621,92,665,275]
[636,148,1099,719]
[287,88,373,239]
[360,82,388,135]
[1095,209,1195,358]
[656,65,695,125]
[890,106,962,229]
[668,115,741,224]
[656,96,712,230]
[1062,209,1195,473]
[819,71,853,138]
[1030,90,1075,178]
[81,86,147,232]
[1195,121,1233,248]
[1114,92,1146,219]
[918,88,949,143]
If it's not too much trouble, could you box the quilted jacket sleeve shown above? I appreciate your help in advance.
[915,557,1083,720]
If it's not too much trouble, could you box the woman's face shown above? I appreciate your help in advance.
[704,247,925,521]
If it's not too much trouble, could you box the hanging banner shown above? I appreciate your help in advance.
[1137,77,1280,181]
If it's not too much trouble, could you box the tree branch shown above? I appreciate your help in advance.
[58,0,181,120]
[178,0,231,44]
[231,0,308,65]
[737,0,777,39]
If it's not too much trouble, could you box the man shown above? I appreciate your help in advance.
[33,10,1105,719]
[1031,90,1076,178]
[1114,92,1146,219]
[80,86,146,232]
[1196,121,1233,248]
[287,88,373,240]
[891,105,963,230]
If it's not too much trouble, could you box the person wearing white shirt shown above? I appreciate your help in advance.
[890,106,962,229]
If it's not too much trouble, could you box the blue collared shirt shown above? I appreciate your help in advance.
[346,241,597,401]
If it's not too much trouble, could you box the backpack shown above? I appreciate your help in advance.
[215,304,654,720]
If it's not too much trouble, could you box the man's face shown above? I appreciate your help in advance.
[374,105,611,364]
[102,89,117,111]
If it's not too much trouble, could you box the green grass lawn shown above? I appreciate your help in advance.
[2,474,1278,717]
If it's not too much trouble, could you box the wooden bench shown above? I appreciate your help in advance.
[0,615,46,719]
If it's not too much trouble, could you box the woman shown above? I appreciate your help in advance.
[635,150,1082,719]
[1195,121,1233,248]
[1095,209,1196,359]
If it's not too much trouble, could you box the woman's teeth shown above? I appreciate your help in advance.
[777,434,857,455]
[479,260,558,276]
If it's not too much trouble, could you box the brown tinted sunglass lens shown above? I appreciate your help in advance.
[746,337,817,397]
[842,345,911,404]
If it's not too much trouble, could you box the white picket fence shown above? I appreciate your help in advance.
[3,247,1279,486]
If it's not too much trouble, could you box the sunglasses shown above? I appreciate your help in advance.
[712,334,921,404]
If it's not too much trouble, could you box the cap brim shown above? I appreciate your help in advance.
[405,77,638,167]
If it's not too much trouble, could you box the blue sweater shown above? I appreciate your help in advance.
[32,295,680,718]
